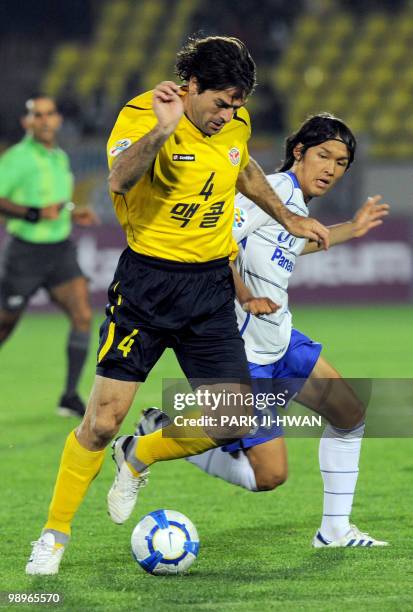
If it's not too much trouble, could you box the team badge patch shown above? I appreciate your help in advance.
[109,138,132,157]
[228,147,240,165]
[233,207,247,229]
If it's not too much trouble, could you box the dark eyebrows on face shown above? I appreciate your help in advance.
[215,98,244,110]
[33,110,57,118]
[319,145,349,162]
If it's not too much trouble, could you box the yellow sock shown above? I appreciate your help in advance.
[44,430,105,536]
[127,428,217,475]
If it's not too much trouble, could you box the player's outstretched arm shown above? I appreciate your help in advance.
[109,82,184,194]
[236,157,330,249]
[301,195,390,255]
[229,262,279,315]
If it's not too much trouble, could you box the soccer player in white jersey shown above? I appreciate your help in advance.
[140,114,390,547]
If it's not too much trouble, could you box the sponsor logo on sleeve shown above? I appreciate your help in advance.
[172,153,195,161]
[233,207,247,228]
[109,138,132,157]
[229,147,240,165]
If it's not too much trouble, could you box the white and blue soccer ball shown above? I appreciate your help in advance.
[131,509,200,575]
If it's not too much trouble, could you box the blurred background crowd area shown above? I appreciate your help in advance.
[1,0,413,214]
[0,0,412,304]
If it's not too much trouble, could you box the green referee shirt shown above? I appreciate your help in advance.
[0,135,73,243]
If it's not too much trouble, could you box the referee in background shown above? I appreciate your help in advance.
[0,94,98,417]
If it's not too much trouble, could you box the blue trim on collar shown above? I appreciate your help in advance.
[285,171,300,189]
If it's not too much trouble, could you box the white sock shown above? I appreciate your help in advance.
[186,448,258,491]
[319,423,365,541]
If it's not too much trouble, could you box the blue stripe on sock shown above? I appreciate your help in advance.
[324,490,354,495]
[320,470,359,473]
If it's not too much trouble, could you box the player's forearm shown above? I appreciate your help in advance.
[229,261,253,305]
[0,197,33,219]
[236,158,291,226]
[108,125,172,194]
[301,222,354,254]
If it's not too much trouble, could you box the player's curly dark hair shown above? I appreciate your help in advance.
[175,35,256,98]
[278,113,356,172]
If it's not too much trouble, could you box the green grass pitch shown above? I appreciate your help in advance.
[1,305,412,611]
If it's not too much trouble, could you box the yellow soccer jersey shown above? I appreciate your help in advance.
[107,89,251,262]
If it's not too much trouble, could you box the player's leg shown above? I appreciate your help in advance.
[246,437,288,490]
[26,375,139,575]
[123,259,252,473]
[117,258,255,519]
[47,240,92,416]
[297,355,387,546]
[0,238,41,344]
[27,248,150,574]
[187,436,287,492]
[0,308,23,344]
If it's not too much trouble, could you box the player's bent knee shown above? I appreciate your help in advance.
[254,468,288,491]
[90,412,122,445]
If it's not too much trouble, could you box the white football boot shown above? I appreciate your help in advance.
[136,407,171,436]
[107,435,149,524]
[313,524,388,548]
[26,532,66,575]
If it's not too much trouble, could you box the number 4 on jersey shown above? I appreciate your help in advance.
[117,329,139,357]
[199,172,215,201]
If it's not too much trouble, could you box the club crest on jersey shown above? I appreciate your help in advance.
[233,207,247,228]
[109,138,132,157]
[228,147,240,165]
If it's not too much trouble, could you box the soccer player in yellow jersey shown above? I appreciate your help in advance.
[26,36,329,575]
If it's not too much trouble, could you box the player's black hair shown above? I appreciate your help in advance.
[24,93,58,115]
[278,113,356,171]
[175,35,256,98]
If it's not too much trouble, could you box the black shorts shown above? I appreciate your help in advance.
[0,236,84,311]
[96,248,250,383]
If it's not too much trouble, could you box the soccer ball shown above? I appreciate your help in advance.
[131,509,200,575]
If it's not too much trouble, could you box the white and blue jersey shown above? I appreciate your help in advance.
[233,171,309,365]
[223,171,322,452]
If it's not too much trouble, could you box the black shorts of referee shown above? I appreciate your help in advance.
[0,236,84,312]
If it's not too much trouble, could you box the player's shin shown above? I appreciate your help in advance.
[318,422,364,541]
[127,382,252,473]
[44,430,105,535]
[126,428,218,474]
[187,448,258,491]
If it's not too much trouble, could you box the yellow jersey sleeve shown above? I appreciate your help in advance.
[229,238,239,261]
[235,109,251,172]
[107,91,157,169]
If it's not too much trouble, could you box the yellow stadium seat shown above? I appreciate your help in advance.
[364,14,388,38]
[372,112,399,136]
[294,16,320,40]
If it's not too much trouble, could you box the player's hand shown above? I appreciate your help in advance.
[40,203,63,220]
[242,297,280,315]
[153,81,184,135]
[72,206,100,226]
[282,210,330,250]
[352,195,389,238]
